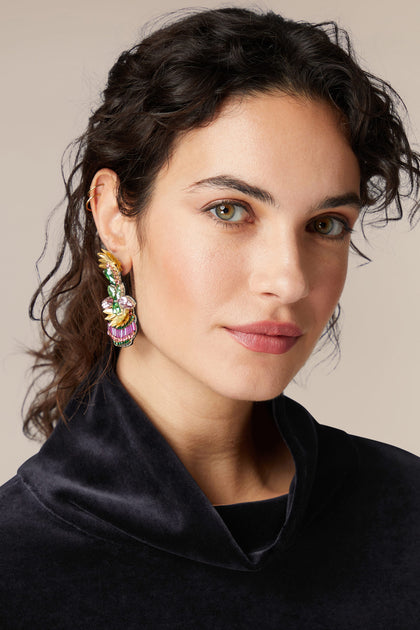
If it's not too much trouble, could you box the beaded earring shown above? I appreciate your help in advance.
[98,249,137,347]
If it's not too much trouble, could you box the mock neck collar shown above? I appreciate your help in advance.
[18,363,355,572]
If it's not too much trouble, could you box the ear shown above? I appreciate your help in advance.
[88,169,136,275]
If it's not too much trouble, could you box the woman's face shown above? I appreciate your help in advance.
[128,92,360,402]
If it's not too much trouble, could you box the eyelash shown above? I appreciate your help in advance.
[202,200,354,240]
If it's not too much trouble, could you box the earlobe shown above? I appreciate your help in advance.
[87,169,134,275]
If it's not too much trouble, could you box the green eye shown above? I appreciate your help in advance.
[311,215,350,238]
[315,217,335,234]
[211,202,247,222]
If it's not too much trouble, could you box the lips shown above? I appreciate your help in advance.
[224,320,303,355]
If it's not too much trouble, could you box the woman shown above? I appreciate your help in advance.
[0,7,418,628]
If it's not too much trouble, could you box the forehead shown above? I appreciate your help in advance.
[154,91,359,206]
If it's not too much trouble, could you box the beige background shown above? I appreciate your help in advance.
[1,0,419,485]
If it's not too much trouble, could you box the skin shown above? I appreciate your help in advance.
[91,92,360,505]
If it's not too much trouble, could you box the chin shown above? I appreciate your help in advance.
[209,371,295,403]
[206,348,311,402]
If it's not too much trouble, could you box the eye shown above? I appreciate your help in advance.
[208,202,249,223]
[308,215,352,239]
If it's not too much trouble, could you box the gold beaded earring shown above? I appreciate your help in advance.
[97,249,137,347]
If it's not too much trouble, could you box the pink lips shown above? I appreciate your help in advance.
[224,320,303,355]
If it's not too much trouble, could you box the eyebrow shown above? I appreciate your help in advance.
[186,175,362,212]
[186,175,275,204]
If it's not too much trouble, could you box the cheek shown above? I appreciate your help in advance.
[135,220,243,326]
[313,253,349,322]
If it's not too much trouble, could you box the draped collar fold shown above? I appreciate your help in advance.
[18,364,355,572]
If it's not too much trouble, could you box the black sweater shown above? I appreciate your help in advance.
[0,366,419,629]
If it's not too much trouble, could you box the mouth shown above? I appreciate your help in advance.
[223,321,303,355]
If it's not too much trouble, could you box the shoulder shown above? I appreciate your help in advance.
[0,474,34,526]
[0,475,109,626]
[322,422,420,480]
[315,418,420,499]
[311,422,420,539]
[0,471,107,565]
[282,393,420,481]
[349,430,420,469]
[348,432,420,510]
[0,473,72,547]
[281,395,419,525]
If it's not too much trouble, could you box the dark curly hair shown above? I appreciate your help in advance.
[25,7,420,440]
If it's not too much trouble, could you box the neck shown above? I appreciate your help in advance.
[116,344,294,505]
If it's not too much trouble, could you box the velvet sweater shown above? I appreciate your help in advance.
[0,366,419,629]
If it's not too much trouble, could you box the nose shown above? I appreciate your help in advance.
[248,229,310,305]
